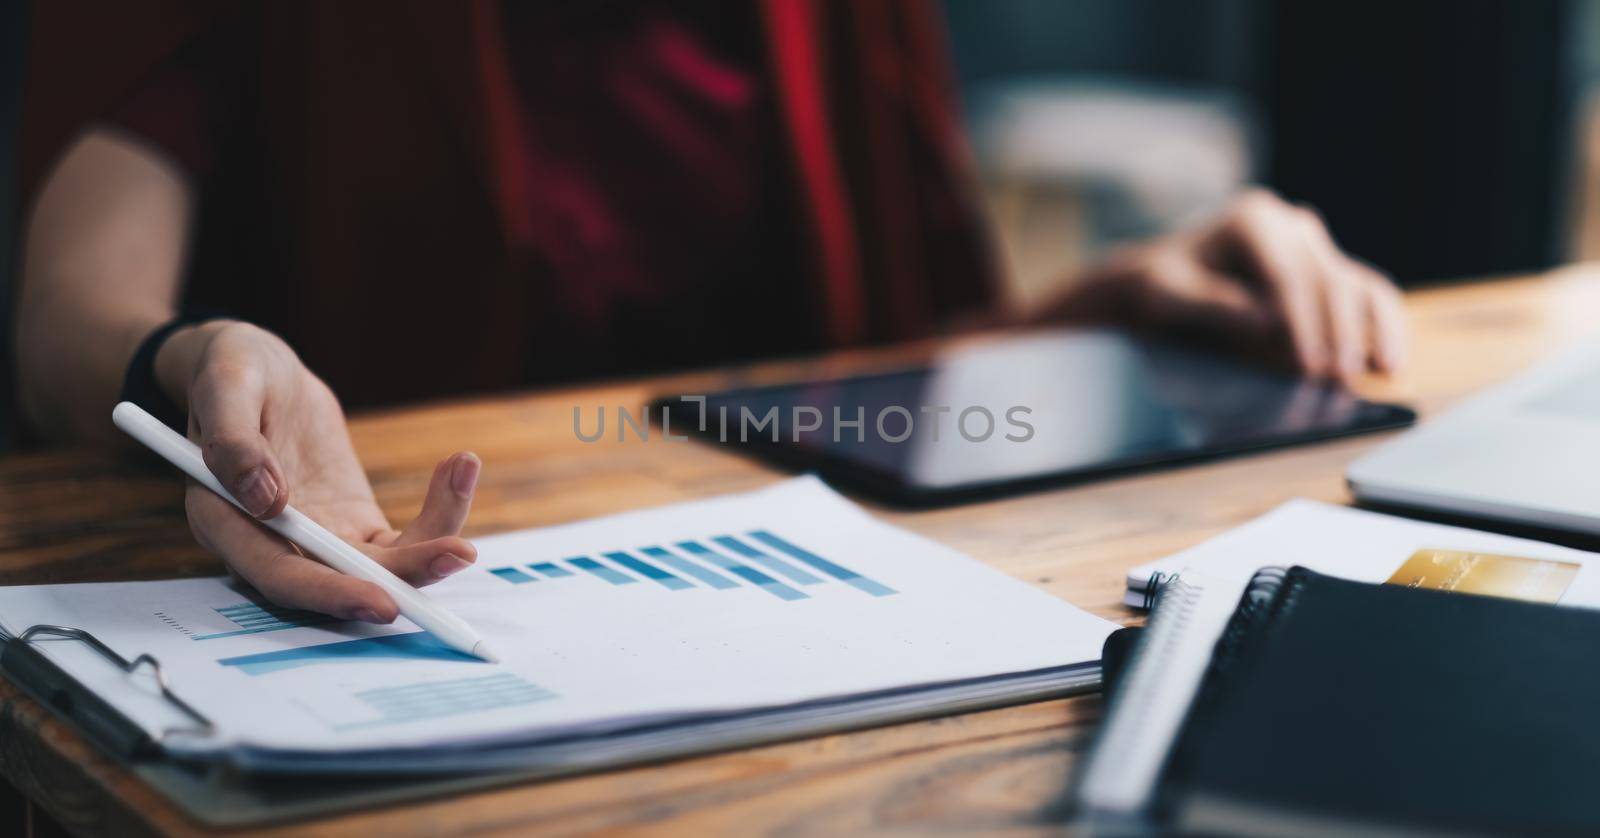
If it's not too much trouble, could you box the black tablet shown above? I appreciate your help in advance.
[652,331,1415,507]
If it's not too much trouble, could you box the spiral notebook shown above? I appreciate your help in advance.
[1073,570,1241,831]
[1079,566,1600,836]
[0,477,1115,823]
[1084,499,1600,835]
[1083,500,1600,829]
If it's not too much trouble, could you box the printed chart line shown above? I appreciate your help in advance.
[218,631,480,676]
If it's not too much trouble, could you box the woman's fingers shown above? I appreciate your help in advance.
[1295,210,1408,378]
[1134,253,1279,341]
[1207,191,1410,380]
[1296,210,1369,382]
[189,359,288,519]
[366,534,478,586]
[1079,189,1410,380]
[1355,260,1409,373]
[187,488,397,622]
[189,481,476,620]
[395,452,479,547]
[366,452,481,584]
[1216,193,1332,376]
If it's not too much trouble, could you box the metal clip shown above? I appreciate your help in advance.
[16,624,216,743]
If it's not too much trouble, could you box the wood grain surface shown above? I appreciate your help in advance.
[3,267,1599,836]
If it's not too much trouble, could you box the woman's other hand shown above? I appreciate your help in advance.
[1057,189,1408,381]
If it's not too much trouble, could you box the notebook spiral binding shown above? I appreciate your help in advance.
[1208,567,1291,671]
[2,623,216,744]
[1070,573,1203,815]
[1140,571,1173,610]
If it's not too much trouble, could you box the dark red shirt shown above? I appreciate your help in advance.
[495,3,811,367]
[111,2,812,377]
[24,1,997,409]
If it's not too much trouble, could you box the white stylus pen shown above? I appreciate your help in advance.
[112,401,498,662]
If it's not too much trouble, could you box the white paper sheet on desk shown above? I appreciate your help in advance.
[1122,499,1600,608]
[0,477,1114,765]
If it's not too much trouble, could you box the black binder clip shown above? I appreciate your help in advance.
[1,623,215,758]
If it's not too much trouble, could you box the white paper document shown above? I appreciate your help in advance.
[0,477,1114,772]
[1122,499,1600,608]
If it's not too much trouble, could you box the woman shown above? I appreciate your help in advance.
[14,1,1406,623]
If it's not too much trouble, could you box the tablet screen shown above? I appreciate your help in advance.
[655,331,1414,505]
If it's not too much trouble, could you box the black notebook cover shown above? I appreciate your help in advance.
[1157,566,1600,837]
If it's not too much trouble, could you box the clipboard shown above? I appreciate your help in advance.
[1,621,1098,828]
[0,622,638,828]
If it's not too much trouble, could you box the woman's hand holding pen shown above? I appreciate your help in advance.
[152,320,481,622]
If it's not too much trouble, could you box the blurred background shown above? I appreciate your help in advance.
[949,0,1600,309]
[3,0,1600,449]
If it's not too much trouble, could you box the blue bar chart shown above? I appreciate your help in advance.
[747,531,897,597]
[639,546,738,589]
[337,673,557,731]
[711,536,825,585]
[568,557,636,586]
[676,541,806,601]
[484,531,896,601]
[191,602,339,641]
[490,567,536,584]
[603,552,692,590]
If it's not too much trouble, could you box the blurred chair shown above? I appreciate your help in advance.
[967,79,1256,309]
[948,0,1589,289]
[943,0,1265,307]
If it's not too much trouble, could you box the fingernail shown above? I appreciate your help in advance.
[238,467,278,517]
[352,608,385,624]
[431,553,472,579]
[451,454,480,497]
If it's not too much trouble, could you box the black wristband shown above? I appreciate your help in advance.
[119,313,227,434]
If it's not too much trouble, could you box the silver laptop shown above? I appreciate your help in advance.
[1348,339,1600,535]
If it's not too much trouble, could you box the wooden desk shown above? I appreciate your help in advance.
[3,267,1599,836]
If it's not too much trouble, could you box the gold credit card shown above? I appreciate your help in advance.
[1386,548,1579,603]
